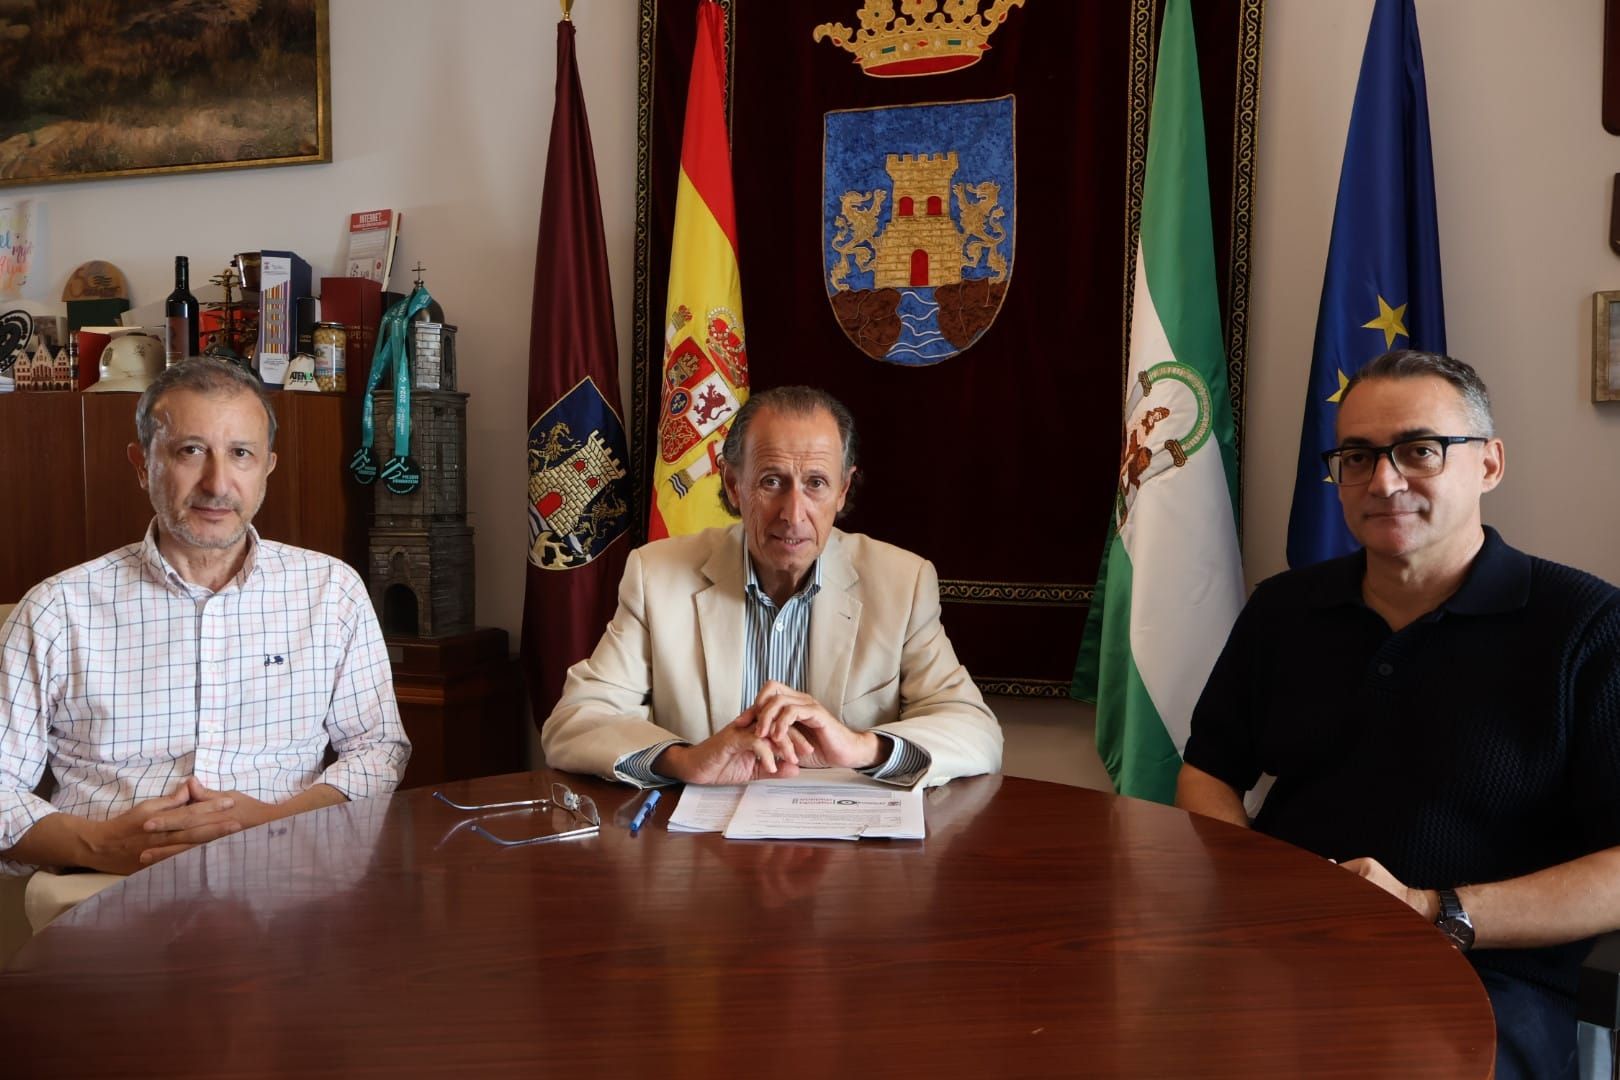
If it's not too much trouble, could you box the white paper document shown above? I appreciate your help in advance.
[721,770,925,840]
[667,784,745,832]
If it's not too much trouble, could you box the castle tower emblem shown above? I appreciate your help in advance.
[531,429,626,550]
[822,97,1015,365]
[873,152,962,290]
[527,377,631,572]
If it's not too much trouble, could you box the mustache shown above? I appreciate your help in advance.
[188,498,241,511]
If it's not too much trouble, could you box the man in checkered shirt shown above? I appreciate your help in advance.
[0,358,409,911]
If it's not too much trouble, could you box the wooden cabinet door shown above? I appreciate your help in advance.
[80,393,154,560]
[273,392,365,570]
[0,393,88,599]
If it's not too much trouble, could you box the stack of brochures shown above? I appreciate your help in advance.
[667,768,925,840]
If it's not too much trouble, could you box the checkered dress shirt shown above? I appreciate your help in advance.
[0,524,410,874]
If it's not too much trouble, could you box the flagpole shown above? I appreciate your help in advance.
[521,0,635,725]
[560,0,573,21]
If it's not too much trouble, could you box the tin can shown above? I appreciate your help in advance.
[313,322,346,392]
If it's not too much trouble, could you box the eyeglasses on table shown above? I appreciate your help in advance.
[432,782,601,846]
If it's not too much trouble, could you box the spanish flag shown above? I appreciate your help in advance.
[649,0,749,540]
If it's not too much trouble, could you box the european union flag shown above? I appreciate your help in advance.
[1286,0,1445,568]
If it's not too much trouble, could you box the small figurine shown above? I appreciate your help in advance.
[14,341,53,391]
[202,267,259,379]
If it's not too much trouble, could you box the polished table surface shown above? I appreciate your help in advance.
[0,770,1494,1078]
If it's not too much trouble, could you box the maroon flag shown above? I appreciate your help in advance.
[521,16,633,724]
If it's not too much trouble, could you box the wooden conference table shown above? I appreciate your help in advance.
[0,770,1494,1078]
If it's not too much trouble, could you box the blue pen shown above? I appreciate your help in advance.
[628,789,662,834]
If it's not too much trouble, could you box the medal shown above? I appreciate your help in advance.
[352,283,435,491]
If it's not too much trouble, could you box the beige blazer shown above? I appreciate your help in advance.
[542,526,1001,788]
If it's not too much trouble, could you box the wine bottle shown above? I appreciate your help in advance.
[164,256,200,365]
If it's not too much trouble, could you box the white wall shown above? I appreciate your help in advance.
[1246,0,1620,585]
[13,0,1620,664]
[11,0,640,642]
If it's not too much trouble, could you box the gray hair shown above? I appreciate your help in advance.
[1340,349,1495,437]
[135,358,278,453]
[718,386,860,518]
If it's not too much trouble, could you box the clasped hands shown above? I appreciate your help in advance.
[83,777,279,875]
[654,681,883,786]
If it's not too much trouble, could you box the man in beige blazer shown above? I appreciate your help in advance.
[543,386,1000,789]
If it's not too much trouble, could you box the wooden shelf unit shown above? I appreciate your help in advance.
[0,390,365,602]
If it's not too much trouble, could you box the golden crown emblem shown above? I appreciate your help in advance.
[813,0,1025,79]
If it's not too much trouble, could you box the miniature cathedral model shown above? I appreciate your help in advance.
[366,281,470,638]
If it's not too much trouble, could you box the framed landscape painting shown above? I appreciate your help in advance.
[0,0,330,188]
[1594,291,1620,403]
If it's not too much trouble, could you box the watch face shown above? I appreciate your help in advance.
[1437,891,1475,951]
[1441,919,1475,951]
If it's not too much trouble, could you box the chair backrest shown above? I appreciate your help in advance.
[0,603,14,627]
[1580,933,1620,1078]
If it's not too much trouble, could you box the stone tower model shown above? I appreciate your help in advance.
[367,375,474,638]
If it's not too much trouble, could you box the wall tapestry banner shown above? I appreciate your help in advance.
[634,0,1263,695]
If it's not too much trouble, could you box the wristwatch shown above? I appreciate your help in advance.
[1434,888,1475,952]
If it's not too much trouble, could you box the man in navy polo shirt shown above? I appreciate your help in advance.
[1178,350,1620,1080]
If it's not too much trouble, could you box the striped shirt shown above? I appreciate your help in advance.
[616,551,928,786]
[739,553,822,706]
[0,524,410,875]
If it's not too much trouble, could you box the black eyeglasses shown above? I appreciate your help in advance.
[1320,435,1488,486]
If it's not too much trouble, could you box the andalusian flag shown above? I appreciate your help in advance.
[1071,0,1245,805]
[650,0,749,539]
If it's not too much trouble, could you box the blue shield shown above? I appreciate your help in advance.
[527,376,631,571]
[823,96,1015,366]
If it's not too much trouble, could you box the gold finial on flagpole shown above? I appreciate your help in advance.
[561,0,573,20]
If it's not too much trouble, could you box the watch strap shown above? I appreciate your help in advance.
[1435,887,1475,952]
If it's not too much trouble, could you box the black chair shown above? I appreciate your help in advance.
[1578,933,1620,1078]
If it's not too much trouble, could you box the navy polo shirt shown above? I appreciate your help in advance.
[1184,526,1620,998]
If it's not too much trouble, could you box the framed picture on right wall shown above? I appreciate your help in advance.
[1592,291,1620,402]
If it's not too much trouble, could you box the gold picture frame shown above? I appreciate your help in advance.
[0,0,331,189]
[1593,291,1620,402]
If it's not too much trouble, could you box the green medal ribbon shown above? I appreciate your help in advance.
[350,285,434,492]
